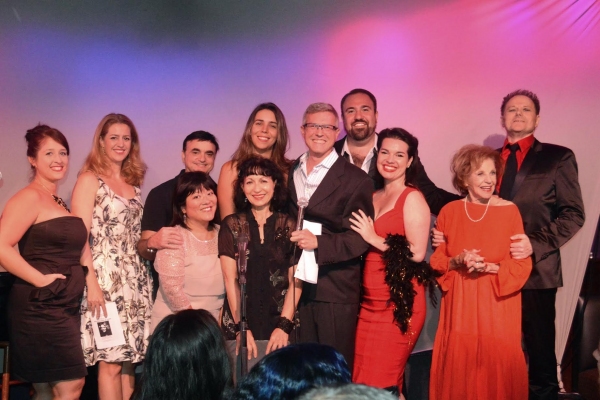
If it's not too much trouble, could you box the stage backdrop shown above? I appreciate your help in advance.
[1,0,599,382]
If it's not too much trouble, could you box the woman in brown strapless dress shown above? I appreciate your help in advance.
[0,125,87,399]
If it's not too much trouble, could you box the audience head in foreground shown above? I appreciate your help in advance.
[230,343,351,400]
[297,383,397,400]
[133,309,232,400]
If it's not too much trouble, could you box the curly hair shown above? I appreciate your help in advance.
[233,156,287,212]
[450,144,503,196]
[79,113,147,186]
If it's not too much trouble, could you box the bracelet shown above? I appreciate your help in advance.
[276,316,295,334]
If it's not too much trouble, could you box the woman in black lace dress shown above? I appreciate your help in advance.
[219,156,302,361]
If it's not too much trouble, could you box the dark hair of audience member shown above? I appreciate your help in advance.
[132,309,232,400]
[374,127,421,189]
[230,343,351,400]
[182,130,220,153]
[450,144,504,196]
[25,124,70,170]
[171,171,218,228]
[233,156,287,212]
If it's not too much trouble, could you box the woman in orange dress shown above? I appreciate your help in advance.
[350,128,437,397]
[429,144,532,400]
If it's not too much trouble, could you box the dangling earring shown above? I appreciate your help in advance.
[244,197,248,203]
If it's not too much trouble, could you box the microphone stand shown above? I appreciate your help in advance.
[293,197,309,344]
[236,223,249,377]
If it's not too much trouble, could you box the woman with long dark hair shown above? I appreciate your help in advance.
[217,102,292,220]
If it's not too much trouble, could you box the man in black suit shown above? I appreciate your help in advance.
[288,102,374,369]
[433,90,585,399]
[497,89,584,400]
[334,88,458,215]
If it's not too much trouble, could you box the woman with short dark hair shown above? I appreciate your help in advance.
[150,171,224,332]
[219,156,301,361]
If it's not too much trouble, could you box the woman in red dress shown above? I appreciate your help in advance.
[350,128,437,397]
[429,145,531,400]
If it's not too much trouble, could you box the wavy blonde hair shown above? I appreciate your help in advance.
[80,113,147,186]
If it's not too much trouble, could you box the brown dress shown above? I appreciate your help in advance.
[8,216,87,382]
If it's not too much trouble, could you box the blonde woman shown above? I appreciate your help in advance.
[72,113,151,400]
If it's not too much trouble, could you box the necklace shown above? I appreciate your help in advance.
[463,196,490,222]
[37,180,70,212]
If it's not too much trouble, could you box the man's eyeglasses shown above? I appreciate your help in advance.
[303,123,338,133]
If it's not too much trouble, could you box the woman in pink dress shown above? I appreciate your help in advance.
[150,172,225,332]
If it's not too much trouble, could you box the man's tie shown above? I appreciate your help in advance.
[499,143,520,199]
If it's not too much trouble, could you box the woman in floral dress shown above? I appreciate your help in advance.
[72,113,152,400]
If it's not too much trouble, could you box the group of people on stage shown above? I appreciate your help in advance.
[0,87,585,400]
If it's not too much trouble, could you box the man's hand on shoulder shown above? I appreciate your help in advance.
[147,227,184,251]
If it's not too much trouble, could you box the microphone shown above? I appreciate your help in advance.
[236,221,249,281]
[296,197,309,231]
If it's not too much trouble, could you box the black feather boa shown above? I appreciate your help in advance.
[382,233,441,334]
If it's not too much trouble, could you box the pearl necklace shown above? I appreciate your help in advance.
[463,196,490,222]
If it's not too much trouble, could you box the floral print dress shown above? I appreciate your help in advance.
[80,177,153,365]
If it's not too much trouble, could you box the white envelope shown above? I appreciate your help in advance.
[294,220,322,284]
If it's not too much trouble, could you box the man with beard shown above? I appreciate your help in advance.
[334,88,458,215]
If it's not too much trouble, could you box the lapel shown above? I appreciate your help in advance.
[306,157,344,210]
[289,158,300,206]
[367,147,378,179]
[509,139,541,200]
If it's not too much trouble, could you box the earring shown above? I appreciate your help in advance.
[244,197,248,203]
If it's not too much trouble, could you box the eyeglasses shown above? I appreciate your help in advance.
[303,123,338,133]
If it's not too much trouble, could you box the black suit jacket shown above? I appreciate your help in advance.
[334,136,460,215]
[288,155,374,304]
[500,139,585,289]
